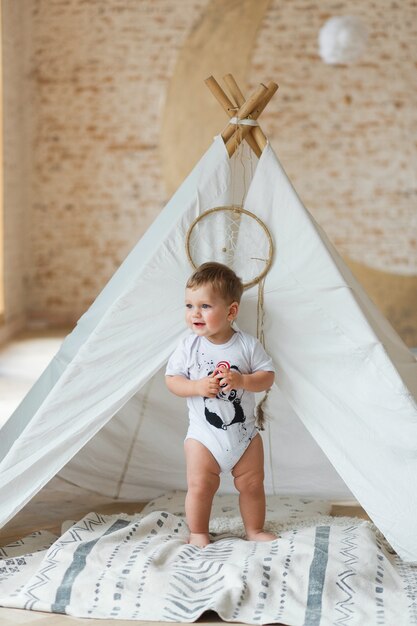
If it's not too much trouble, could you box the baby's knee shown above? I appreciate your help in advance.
[234,470,264,495]
[188,471,220,496]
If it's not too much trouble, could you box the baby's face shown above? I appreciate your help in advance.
[185,284,238,344]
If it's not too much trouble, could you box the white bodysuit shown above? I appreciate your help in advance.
[166,328,275,473]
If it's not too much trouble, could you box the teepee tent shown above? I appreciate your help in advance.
[1,76,416,563]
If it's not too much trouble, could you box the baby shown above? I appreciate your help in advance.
[165,261,276,548]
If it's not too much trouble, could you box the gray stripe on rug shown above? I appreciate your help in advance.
[304,525,330,626]
[51,518,130,614]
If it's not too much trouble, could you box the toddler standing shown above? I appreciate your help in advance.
[165,262,276,548]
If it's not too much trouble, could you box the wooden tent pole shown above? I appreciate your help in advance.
[221,82,269,157]
[226,81,278,155]
[204,76,261,157]
[223,73,246,104]
[223,73,269,153]
[205,75,235,115]
[221,82,268,144]
[205,75,278,158]
[222,74,262,156]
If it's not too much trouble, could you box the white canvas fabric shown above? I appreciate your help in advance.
[0,136,416,562]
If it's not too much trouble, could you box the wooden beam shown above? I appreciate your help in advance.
[222,74,262,156]
[204,75,261,156]
[225,80,278,155]
[205,74,278,157]
[223,73,268,153]
[221,82,268,145]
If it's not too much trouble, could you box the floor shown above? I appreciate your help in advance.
[0,329,370,626]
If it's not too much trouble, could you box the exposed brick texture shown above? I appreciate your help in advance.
[248,0,417,275]
[1,0,31,342]
[1,0,416,344]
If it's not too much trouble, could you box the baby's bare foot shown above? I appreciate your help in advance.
[188,532,211,548]
[246,530,278,542]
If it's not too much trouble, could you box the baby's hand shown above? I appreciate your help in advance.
[195,373,220,398]
[216,368,244,392]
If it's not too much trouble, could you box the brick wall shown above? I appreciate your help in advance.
[248,0,417,274]
[1,0,31,343]
[1,0,416,343]
[23,0,209,325]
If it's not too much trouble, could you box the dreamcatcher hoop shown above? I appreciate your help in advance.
[185,205,274,290]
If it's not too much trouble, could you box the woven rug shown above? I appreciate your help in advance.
[0,494,416,625]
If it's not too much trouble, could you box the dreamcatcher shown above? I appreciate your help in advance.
[186,206,273,290]
[185,102,275,429]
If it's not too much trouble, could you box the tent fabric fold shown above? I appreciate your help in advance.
[1,136,416,562]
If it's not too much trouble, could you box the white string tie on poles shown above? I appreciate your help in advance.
[228,117,259,126]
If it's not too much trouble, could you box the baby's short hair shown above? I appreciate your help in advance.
[186,262,244,303]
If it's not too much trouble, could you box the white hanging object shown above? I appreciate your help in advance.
[319,16,368,65]
[185,206,273,290]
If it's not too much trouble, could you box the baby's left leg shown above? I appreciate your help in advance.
[232,434,277,541]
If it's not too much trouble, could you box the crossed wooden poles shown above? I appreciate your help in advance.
[205,74,279,158]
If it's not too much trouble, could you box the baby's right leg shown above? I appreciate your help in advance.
[184,438,221,548]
